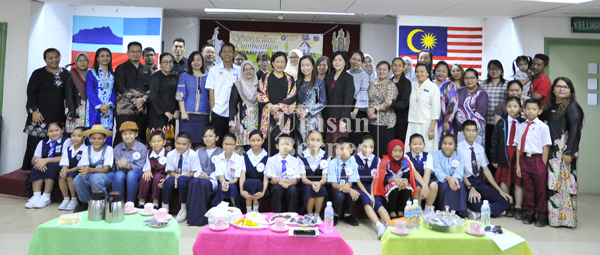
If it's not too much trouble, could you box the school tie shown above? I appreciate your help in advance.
[48,141,56,157]
[281,159,287,174]
[416,155,422,165]
[341,163,347,183]
[470,147,479,177]
[509,120,517,146]
[520,122,533,154]
[177,154,183,174]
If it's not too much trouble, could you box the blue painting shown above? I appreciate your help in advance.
[72,16,161,52]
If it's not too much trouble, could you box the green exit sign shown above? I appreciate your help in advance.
[572,18,600,33]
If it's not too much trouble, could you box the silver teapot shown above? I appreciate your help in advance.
[88,188,105,221]
[105,191,124,223]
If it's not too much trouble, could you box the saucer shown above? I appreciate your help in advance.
[465,228,485,236]
[124,208,138,215]
[209,223,229,231]
[391,228,410,235]
[139,209,157,216]
[148,222,168,228]
[270,225,290,232]
[153,214,173,221]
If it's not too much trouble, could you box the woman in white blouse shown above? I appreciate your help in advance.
[405,63,441,153]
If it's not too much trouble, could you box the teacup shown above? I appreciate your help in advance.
[155,208,169,221]
[274,217,286,231]
[143,203,154,214]
[215,216,227,229]
[394,220,406,232]
[125,202,134,213]
[471,221,482,233]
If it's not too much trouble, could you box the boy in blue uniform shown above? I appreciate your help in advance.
[265,134,300,213]
[327,136,360,226]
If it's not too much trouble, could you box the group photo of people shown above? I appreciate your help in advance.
[23,36,585,240]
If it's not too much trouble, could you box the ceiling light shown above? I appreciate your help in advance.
[204,8,355,16]
[530,0,593,3]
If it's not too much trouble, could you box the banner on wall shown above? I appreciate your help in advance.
[229,30,324,63]
[398,25,483,73]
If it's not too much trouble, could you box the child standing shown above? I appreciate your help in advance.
[515,99,552,227]
[27,122,72,209]
[265,134,300,213]
[512,55,533,100]
[327,136,360,226]
[239,130,269,213]
[432,134,468,216]
[57,127,86,210]
[406,133,438,212]
[212,133,243,208]
[491,97,525,219]
[112,121,147,203]
[298,130,329,216]
[137,131,169,209]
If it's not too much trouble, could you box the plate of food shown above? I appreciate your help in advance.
[269,212,298,224]
[286,215,322,227]
[245,212,269,225]
[231,218,269,230]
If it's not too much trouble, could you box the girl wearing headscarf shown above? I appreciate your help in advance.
[283,49,303,80]
[402,57,417,83]
[229,60,260,152]
[65,52,90,133]
[362,53,377,81]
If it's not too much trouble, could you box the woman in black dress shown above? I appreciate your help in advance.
[148,53,180,150]
[388,57,411,143]
[23,48,70,170]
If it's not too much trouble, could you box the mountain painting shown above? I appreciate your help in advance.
[72,26,123,45]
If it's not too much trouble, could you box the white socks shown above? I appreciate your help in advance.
[33,191,41,197]
[424,205,432,213]
[180,203,186,210]
[42,193,51,199]
[64,197,71,201]
[162,203,170,210]
[153,203,158,208]
[254,205,259,212]
[376,221,384,228]
[139,202,145,207]
[247,206,252,213]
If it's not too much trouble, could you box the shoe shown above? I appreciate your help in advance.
[514,208,524,220]
[58,199,71,210]
[33,196,51,208]
[344,216,359,226]
[334,216,339,226]
[499,211,506,217]
[523,214,535,225]
[535,217,548,227]
[25,196,41,209]
[65,199,78,211]
[467,209,480,220]
[176,208,187,223]
[377,223,387,240]
[154,205,159,210]
[73,203,88,213]
[137,203,145,209]
[505,208,514,217]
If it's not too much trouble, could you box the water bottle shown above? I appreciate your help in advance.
[412,199,421,229]
[324,201,335,233]
[404,201,413,227]
[481,200,491,228]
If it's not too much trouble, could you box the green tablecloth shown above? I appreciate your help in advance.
[381,225,533,255]
[29,211,181,255]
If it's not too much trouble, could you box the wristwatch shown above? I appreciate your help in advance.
[466,184,472,190]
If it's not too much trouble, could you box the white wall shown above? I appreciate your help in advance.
[28,3,73,76]
[360,23,397,63]
[483,18,522,79]
[163,17,200,54]
[0,0,32,175]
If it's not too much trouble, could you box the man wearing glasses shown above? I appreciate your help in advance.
[114,41,152,144]
[143,47,158,73]
[172,38,187,74]
[256,52,271,80]
[201,44,217,71]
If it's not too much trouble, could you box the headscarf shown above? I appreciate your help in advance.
[363,53,377,81]
[373,139,417,196]
[284,49,303,80]
[233,60,258,105]
[402,56,417,83]
[70,52,90,100]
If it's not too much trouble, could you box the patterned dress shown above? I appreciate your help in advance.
[296,78,327,142]
[85,67,116,130]
[454,86,488,146]
[230,82,259,147]
[540,102,584,228]
[438,80,458,141]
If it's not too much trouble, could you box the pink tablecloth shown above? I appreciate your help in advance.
[193,213,353,255]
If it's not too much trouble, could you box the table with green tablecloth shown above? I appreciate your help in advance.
[381,225,533,255]
[28,211,181,255]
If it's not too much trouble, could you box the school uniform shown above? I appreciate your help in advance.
[242,149,269,195]
[514,118,551,218]
[266,153,300,213]
[58,144,87,179]
[458,141,511,217]
[298,149,329,213]
[162,149,201,205]
[406,151,436,186]
[186,147,223,226]
[73,145,115,202]
[491,115,525,187]
[205,63,241,147]
[30,136,72,182]
[327,157,359,216]
[353,153,384,211]
[383,157,414,213]
[137,148,168,201]
[211,152,244,207]
[432,150,467,213]
[112,140,148,202]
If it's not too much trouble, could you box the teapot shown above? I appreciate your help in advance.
[88,188,105,221]
[105,191,124,223]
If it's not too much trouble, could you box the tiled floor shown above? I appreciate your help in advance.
[2,194,600,254]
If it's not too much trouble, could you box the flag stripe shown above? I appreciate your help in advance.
[448,49,482,54]
[448,38,483,43]
[448,27,483,31]
[447,34,483,39]
[446,30,483,35]
[447,42,482,46]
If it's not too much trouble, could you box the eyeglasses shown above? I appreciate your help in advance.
[129,50,142,54]
[555,85,569,90]
[484,225,503,234]
[161,61,174,65]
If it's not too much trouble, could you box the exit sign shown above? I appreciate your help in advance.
[572,18,600,33]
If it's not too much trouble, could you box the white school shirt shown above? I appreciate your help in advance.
[165,149,201,175]
[59,144,87,167]
[298,149,329,175]
[457,141,489,178]
[204,62,241,117]
[505,116,518,146]
[408,151,433,170]
[266,153,301,180]
[34,137,73,157]
[407,79,441,123]
[247,149,268,167]
[214,152,244,181]
[142,148,167,172]
[514,118,552,154]
[78,145,114,168]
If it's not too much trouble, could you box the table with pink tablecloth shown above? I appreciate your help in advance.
[193,213,353,255]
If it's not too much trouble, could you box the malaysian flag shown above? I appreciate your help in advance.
[398,26,483,74]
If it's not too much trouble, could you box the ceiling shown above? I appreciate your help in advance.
[39,0,600,24]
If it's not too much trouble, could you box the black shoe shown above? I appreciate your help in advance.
[522,214,535,225]
[154,205,159,210]
[514,208,524,220]
[73,202,88,213]
[334,216,339,226]
[344,216,359,226]
[535,217,548,227]
[137,204,145,209]
[505,208,514,217]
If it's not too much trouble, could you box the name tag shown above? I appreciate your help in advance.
[424,89,430,92]
[340,179,346,185]
[56,145,62,153]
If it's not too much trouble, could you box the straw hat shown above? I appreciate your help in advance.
[83,124,114,137]
[119,121,139,132]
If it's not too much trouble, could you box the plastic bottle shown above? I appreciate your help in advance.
[412,199,421,229]
[481,200,491,228]
[324,201,335,233]
[404,201,413,227]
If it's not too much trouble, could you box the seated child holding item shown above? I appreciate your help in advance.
[406,133,438,212]
[212,133,243,208]
[298,130,329,216]
[73,125,115,212]
[162,132,201,223]
[265,134,300,213]
[327,136,360,226]
[432,134,468,216]
[112,121,147,203]
[57,126,86,211]
[458,120,512,220]
[137,131,169,209]
[187,126,223,226]
[353,135,390,239]
[27,122,72,209]
[239,130,269,213]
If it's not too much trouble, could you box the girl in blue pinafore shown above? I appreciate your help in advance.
[298,130,329,216]
[239,130,269,213]
[57,126,87,211]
